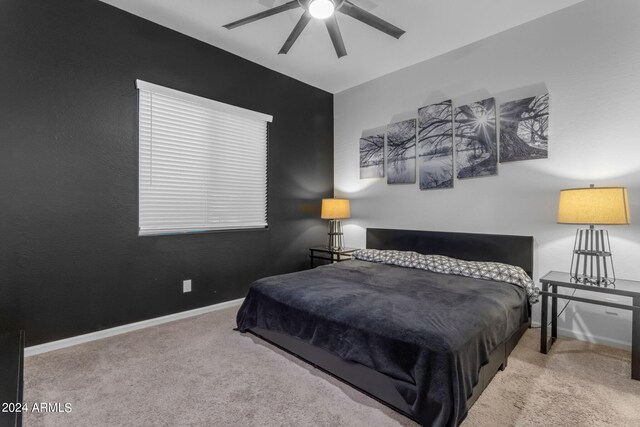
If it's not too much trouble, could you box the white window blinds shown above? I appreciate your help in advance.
[137,80,272,236]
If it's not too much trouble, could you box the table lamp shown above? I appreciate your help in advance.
[321,198,350,250]
[558,185,630,286]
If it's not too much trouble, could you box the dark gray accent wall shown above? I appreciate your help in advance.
[0,0,334,346]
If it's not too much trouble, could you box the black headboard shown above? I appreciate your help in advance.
[366,228,534,278]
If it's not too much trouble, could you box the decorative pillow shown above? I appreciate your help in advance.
[353,249,540,304]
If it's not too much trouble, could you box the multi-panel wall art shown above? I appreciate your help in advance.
[386,119,416,184]
[418,101,453,190]
[455,98,497,179]
[359,90,549,190]
[499,93,549,162]
[359,133,385,178]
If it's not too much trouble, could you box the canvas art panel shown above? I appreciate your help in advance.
[499,93,549,163]
[418,100,453,190]
[386,119,416,184]
[359,133,385,179]
[454,98,497,179]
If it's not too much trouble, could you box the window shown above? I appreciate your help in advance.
[137,80,272,235]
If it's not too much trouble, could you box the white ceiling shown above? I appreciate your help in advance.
[100,0,584,93]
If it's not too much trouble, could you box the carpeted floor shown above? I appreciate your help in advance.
[24,305,640,426]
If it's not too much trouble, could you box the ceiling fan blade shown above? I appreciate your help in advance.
[325,15,347,58]
[339,1,405,39]
[279,12,312,54]
[224,0,301,30]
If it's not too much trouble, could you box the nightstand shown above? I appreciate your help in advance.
[0,331,24,427]
[309,246,358,268]
[539,271,640,380]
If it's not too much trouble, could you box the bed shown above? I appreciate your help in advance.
[236,228,534,426]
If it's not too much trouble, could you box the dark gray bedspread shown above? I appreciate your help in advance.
[236,260,529,427]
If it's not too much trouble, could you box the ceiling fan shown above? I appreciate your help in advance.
[223,0,405,58]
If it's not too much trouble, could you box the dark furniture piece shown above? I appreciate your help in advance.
[245,229,534,425]
[539,271,640,380]
[0,331,25,427]
[309,246,358,268]
[366,228,534,278]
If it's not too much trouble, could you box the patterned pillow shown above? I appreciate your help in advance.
[353,249,539,304]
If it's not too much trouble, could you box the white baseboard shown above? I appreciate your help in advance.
[25,298,245,357]
[531,321,631,351]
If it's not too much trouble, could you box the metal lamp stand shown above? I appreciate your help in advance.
[327,219,344,250]
[570,225,615,287]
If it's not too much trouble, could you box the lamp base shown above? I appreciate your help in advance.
[326,219,345,251]
[570,226,615,287]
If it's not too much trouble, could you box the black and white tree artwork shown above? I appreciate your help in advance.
[386,119,416,184]
[455,98,497,179]
[418,100,453,190]
[359,133,385,179]
[499,93,549,163]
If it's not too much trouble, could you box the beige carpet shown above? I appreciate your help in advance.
[24,306,640,426]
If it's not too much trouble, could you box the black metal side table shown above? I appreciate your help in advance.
[309,246,358,268]
[0,330,25,427]
[539,271,640,380]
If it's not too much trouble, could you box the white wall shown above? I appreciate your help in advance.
[334,0,640,349]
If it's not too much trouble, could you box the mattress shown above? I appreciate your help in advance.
[236,259,530,426]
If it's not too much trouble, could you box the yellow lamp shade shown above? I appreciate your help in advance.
[321,198,350,219]
[558,187,630,225]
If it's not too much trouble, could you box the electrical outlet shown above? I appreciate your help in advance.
[183,279,192,293]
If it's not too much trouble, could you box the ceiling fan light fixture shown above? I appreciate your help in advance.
[308,0,335,19]
[224,0,406,58]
